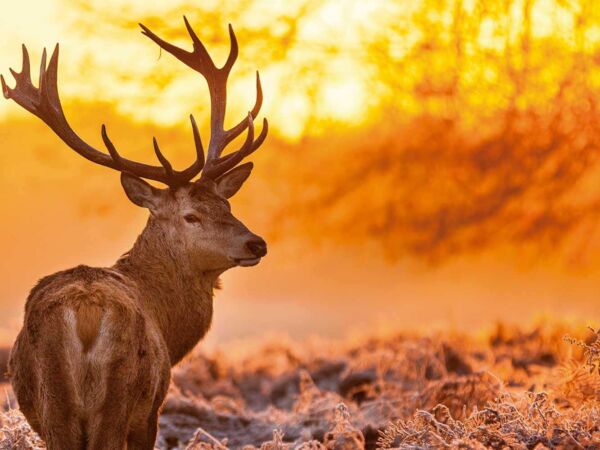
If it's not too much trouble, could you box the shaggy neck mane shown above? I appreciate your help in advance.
[114,219,219,364]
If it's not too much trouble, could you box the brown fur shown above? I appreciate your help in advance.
[9,179,266,450]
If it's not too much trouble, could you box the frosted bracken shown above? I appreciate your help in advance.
[2,323,599,449]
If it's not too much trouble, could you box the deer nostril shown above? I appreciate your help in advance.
[246,238,267,257]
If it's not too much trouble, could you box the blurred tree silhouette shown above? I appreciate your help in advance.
[278,0,600,263]
[61,0,600,263]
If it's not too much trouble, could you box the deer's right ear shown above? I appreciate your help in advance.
[120,173,162,211]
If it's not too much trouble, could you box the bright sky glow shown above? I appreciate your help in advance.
[0,0,595,139]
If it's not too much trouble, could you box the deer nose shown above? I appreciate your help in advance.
[246,238,267,257]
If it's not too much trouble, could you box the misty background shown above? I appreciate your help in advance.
[0,0,599,345]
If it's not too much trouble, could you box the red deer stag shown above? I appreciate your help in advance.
[2,17,268,450]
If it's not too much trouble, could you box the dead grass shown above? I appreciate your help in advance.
[1,322,599,449]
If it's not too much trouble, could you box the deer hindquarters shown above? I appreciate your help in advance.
[9,275,170,450]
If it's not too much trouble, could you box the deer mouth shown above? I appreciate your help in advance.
[234,257,261,267]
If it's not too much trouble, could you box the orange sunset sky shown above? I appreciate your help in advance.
[1,0,599,345]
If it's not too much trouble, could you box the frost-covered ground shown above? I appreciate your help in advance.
[1,322,599,449]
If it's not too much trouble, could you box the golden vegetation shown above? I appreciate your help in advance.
[2,322,600,449]
[271,0,600,262]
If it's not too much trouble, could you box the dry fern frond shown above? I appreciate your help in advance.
[0,409,45,450]
[564,327,600,375]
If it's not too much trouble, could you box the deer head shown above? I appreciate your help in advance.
[2,17,268,271]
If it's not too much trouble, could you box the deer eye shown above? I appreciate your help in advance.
[184,214,201,224]
[215,220,234,229]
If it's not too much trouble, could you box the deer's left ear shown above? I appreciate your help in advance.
[120,172,163,212]
[215,162,253,199]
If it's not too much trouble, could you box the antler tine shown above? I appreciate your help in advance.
[189,114,205,169]
[43,45,62,108]
[0,75,7,99]
[182,16,214,71]
[101,124,124,166]
[18,44,31,79]
[250,117,269,151]
[173,114,206,182]
[203,112,256,178]
[37,46,64,117]
[3,45,38,114]
[222,24,239,74]
[140,17,219,76]
[153,137,175,180]
[20,44,31,78]
[139,22,197,71]
[38,48,47,94]
[7,45,32,86]
[223,71,263,146]
[210,118,269,176]
[206,112,254,177]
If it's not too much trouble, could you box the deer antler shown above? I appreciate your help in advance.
[140,17,268,181]
[1,17,268,187]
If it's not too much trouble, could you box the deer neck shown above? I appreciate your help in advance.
[114,220,219,365]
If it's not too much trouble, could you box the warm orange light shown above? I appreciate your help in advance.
[0,0,599,344]
[1,0,595,139]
